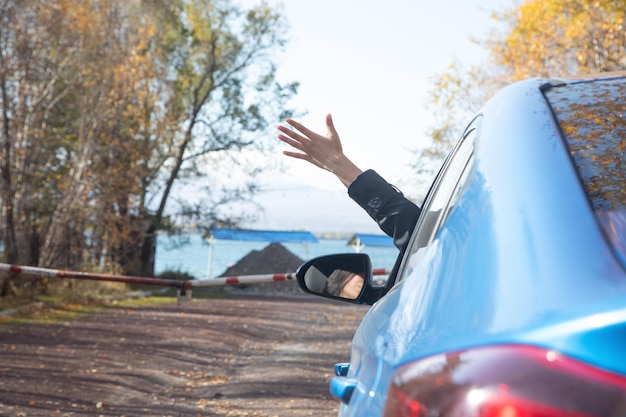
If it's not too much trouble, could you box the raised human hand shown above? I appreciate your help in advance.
[276,114,362,187]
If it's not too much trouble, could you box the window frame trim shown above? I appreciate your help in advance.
[389,115,480,288]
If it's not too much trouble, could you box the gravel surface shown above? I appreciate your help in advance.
[0,293,368,417]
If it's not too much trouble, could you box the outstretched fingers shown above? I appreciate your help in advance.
[285,118,318,139]
[276,120,323,153]
[275,114,362,186]
[276,114,347,173]
[282,150,325,169]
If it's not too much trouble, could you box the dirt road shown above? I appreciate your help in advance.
[0,294,369,417]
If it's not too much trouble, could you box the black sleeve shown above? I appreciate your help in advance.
[348,169,421,251]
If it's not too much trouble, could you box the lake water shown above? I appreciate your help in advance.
[155,233,400,280]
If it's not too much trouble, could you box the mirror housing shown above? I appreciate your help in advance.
[296,253,385,305]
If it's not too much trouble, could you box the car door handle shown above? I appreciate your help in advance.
[330,376,357,404]
[334,362,350,376]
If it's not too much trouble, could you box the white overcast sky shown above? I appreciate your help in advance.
[238,0,514,232]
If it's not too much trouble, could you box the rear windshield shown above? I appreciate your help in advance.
[545,76,626,265]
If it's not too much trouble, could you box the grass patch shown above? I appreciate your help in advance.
[0,300,103,325]
[0,268,235,325]
[0,285,231,325]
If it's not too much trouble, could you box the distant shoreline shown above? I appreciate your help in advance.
[155,229,380,241]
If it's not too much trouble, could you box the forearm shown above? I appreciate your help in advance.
[348,170,421,250]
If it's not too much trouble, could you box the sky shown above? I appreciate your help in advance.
[239,0,513,234]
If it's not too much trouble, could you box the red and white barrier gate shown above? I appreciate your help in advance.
[0,263,392,302]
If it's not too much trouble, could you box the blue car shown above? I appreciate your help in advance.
[297,72,626,417]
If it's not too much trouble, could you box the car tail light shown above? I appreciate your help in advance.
[383,344,626,417]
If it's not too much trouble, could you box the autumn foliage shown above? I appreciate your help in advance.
[0,0,297,295]
[416,0,626,184]
[488,0,626,79]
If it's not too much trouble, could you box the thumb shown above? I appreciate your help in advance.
[326,113,338,138]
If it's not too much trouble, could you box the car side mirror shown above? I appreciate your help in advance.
[296,253,383,304]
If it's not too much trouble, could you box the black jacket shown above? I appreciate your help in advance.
[347,169,421,251]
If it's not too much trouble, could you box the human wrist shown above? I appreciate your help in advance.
[332,158,362,187]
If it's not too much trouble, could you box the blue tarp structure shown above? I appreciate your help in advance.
[347,233,394,251]
[210,228,318,243]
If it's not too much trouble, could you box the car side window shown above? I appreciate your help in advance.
[395,119,478,283]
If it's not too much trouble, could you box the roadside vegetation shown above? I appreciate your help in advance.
[0,269,230,324]
[0,0,299,298]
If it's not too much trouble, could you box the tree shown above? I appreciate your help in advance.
[0,0,84,269]
[0,0,298,296]
[133,0,298,276]
[0,0,93,293]
[36,1,163,271]
[414,0,626,188]
[488,0,626,79]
